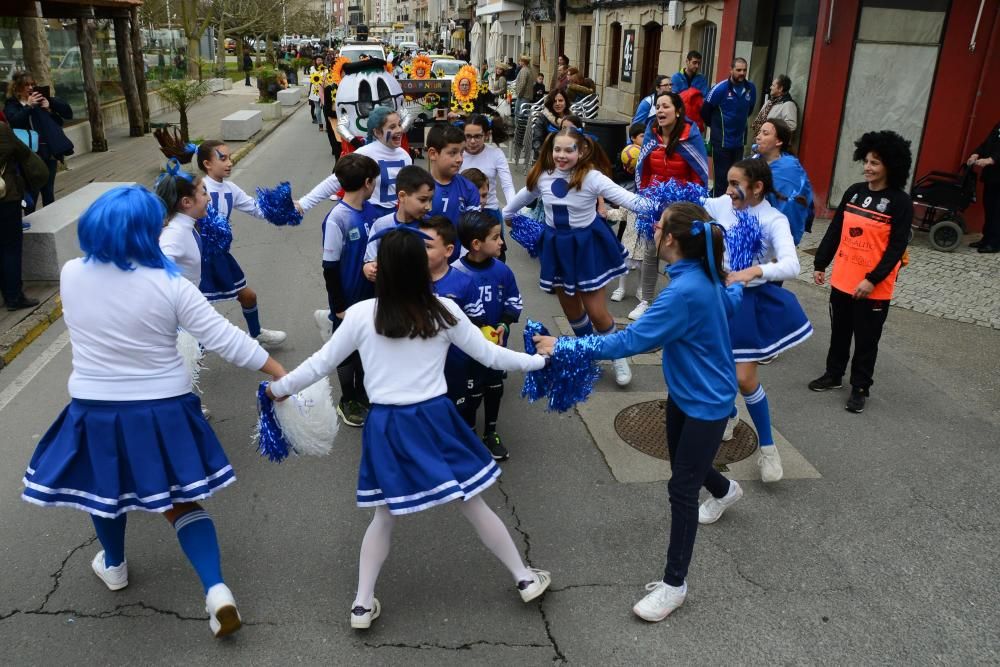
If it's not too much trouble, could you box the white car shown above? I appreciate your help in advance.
[429,58,468,82]
[340,42,387,63]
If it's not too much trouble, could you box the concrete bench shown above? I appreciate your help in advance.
[221,110,262,141]
[23,182,135,281]
[277,87,302,106]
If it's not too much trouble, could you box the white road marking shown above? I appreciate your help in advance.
[0,331,70,414]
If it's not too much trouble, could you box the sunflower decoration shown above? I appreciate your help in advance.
[478,81,489,95]
[452,65,480,110]
[329,57,348,85]
[410,55,433,80]
[309,71,323,86]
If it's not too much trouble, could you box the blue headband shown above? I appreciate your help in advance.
[155,158,193,187]
[690,220,725,283]
[368,224,433,244]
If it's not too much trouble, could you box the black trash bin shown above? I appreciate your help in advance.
[583,118,630,184]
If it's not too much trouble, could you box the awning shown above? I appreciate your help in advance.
[476,2,523,17]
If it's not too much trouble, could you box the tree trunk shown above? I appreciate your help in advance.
[188,36,201,79]
[113,17,144,137]
[130,7,151,133]
[179,107,190,143]
[76,18,108,152]
[17,17,52,91]
[216,14,227,76]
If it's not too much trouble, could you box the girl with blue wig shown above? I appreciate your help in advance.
[297,105,413,218]
[21,185,286,638]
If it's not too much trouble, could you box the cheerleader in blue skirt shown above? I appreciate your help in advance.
[704,158,812,483]
[21,185,286,638]
[195,140,287,347]
[267,227,551,630]
[502,127,649,387]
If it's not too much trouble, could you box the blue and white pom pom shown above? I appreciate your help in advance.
[509,212,545,258]
[197,204,232,257]
[521,320,602,413]
[726,208,765,271]
[176,329,205,392]
[255,182,303,227]
[254,379,338,462]
[634,179,710,240]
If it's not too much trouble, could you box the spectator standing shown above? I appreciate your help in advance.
[566,67,597,106]
[553,55,570,90]
[750,74,798,140]
[531,89,568,161]
[702,58,756,196]
[242,50,253,87]
[966,119,1000,253]
[671,51,708,96]
[4,71,74,212]
[533,74,547,102]
[631,75,671,126]
[513,55,534,117]
[0,120,48,310]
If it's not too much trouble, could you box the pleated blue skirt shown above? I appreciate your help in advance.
[22,393,235,518]
[357,396,499,515]
[537,221,628,296]
[200,251,247,302]
[731,283,813,363]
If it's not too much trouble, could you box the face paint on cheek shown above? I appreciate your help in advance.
[734,185,746,201]
[215,149,226,161]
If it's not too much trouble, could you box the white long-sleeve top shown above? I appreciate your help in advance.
[270,298,545,404]
[462,145,515,210]
[61,259,269,401]
[502,168,644,229]
[203,176,265,221]
[299,141,412,212]
[159,213,201,286]
[703,195,800,286]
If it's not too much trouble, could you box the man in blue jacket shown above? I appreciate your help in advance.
[702,58,756,196]
[631,75,671,126]
[671,51,708,96]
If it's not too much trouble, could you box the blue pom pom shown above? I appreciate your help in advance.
[255,182,303,227]
[254,382,291,463]
[509,213,545,258]
[521,319,602,413]
[197,204,232,257]
[726,208,765,271]
[634,179,710,240]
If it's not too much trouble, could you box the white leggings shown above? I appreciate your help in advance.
[353,496,532,607]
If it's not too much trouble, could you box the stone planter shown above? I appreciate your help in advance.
[250,101,282,121]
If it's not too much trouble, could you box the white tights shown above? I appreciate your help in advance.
[353,496,532,607]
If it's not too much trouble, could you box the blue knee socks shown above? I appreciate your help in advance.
[242,306,261,338]
[174,510,224,593]
[743,384,774,447]
[569,314,593,337]
[91,514,127,567]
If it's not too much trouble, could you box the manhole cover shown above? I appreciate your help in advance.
[614,400,758,465]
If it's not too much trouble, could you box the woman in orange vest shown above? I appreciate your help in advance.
[810,131,913,413]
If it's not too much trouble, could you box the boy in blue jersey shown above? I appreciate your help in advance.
[363,165,435,279]
[419,215,486,426]
[453,211,523,461]
[426,125,481,262]
[314,152,383,427]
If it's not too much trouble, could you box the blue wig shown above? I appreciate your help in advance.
[78,185,180,276]
[366,105,397,142]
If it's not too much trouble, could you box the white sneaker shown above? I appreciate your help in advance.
[612,358,632,386]
[758,446,784,483]
[698,480,743,524]
[517,568,552,602]
[255,328,287,348]
[722,414,739,441]
[350,597,381,629]
[628,300,649,320]
[633,581,687,622]
[610,286,625,302]
[313,309,333,343]
[201,405,212,421]
[91,551,128,591]
[205,583,242,638]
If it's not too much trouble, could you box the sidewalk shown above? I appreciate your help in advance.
[0,80,307,370]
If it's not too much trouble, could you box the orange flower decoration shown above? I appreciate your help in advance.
[330,57,349,84]
[451,65,480,103]
[411,55,433,80]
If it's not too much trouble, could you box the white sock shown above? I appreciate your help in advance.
[353,505,395,608]
[458,496,532,583]
[617,274,626,291]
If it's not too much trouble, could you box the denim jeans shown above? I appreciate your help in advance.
[662,396,731,586]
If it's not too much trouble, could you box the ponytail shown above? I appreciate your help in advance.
[659,201,727,283]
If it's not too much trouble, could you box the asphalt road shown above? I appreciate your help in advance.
[1,106,998,665]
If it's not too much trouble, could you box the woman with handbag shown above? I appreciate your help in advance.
[4,71,75,211]
[0,120,49,310]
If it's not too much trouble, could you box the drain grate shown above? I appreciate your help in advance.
[614,400,758,465]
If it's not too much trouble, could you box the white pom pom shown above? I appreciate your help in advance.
[273,378,339,456]
[176,330,205,391]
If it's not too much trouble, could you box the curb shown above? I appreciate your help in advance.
[0,101,304,373]
[0,294,63,371]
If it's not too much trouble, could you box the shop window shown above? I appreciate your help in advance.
[608,22,621,87]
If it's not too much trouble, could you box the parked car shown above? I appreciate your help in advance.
[224,38,236,54]
[429,58,468,82]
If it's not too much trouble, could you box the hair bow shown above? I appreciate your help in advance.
[368,224,433,244]
[570,125,599,142]
[184,142,198,155]
[451,120,465,129]
[690,220,726,283]
[155,158,193,187]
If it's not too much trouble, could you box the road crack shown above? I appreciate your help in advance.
[363,640,551,651]
[39,536,97,611]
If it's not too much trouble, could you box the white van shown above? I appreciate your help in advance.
[397,41,419,53]
[339,41,386,63]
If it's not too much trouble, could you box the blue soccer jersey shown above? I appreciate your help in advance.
[453,257,522,341]
[322,200,381,309]
[431,175,481,262]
